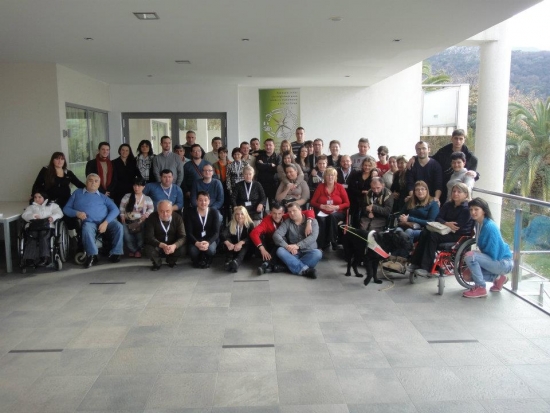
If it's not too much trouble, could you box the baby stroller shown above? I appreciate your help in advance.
[17,217,69,273]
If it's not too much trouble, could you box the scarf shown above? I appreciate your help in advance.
[95,154,113,191]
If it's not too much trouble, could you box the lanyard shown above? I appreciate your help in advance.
[245,182,253,201]
[162,185,172,198]
[159,217,172,242]
[199,208,209,233]
[235,161,242,175]
[342,170,350,183]
[236,225,242,242]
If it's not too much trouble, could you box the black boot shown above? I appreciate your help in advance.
[371,260,382,284]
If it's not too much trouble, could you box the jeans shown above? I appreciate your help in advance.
[464,251,513,288]
[123,223,144,253]
[81,220,124,256]
[276,247,322,275]
[394,227,421,245]
[189,241,218,265]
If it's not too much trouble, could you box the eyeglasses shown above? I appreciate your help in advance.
[378,153,386,156]
[203,170,214,173]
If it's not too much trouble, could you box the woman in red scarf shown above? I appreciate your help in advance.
[85,141,117,197]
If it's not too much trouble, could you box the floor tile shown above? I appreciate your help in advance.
[479,398,550,413]
[224,323,274,346]
[510,364,550,398]
[336,369,410,405]
[67,326,129,349]
[275,343,333,371]
[146,373,217,409]
[219,347,276,372]
[214,372,278,407]
[103,347,170,375]
[274,321,324,343]
[278,370,343,405]
[78,374,157,411]
[163,346,221,373]
[319,322,375,343]
[327,342,390,369]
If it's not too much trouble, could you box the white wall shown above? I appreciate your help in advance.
[56,64,110,157]
[108,84,239,150]
[0,63,61,201]
[238,64,422,157]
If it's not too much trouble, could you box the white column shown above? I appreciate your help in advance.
[475,22,511,225]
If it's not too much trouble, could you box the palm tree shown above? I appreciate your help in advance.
[422,61,451,87]
[505,97,550,202]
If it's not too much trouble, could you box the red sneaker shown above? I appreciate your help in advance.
[134,251,142,258]
[463,286,487,298]
[490,275,508,292]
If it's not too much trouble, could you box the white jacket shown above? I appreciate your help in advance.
[22,201,63,227]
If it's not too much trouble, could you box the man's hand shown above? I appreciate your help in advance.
[164,244,176,255]
[465,170,476,177]
[76,211,87,220]
[259,246,271,261]
[98,221,108,233]
[286,244,299,255]
[48,216,54,223]
[311,169,318,177]
[257,204,264,213]
[406,157,416,170]
[120,216,126,224]
[398,214,408,223]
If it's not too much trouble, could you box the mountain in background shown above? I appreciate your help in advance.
[427,46,550,99]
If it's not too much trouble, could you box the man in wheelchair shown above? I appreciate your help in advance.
[63,173,123,268]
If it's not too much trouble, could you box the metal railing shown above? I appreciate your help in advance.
[473,188,550,311]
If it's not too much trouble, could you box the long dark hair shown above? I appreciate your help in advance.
[125,178,147,213]
[118,143,136,162]
[45,152,67,189]
[136,140,154,157]
[468,197,493,221]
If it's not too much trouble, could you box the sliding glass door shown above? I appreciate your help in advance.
[122,113,226,154]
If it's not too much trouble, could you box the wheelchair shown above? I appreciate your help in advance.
[69,219,110,265]
[17,217,69,273]
[408,236,477,295]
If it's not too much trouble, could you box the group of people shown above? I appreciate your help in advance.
[23,127,513,297]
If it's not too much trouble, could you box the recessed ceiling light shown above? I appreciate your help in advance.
[393,39,401,42]
[84,37,94,41]
[133,12,159,20]
[242,38,249,42]
[345,75,350,77]
[329,16,343,22]
[247,75,253,77]
[175,60,191,64]
[147,75,153,77]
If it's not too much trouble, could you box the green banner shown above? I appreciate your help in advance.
[259,88,300,147]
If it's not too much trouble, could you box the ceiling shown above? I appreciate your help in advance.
[0,0,542,87]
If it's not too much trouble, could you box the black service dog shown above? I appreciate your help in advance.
[342,227,412,286]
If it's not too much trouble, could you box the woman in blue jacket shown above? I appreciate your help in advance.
[396,180,439,243]
[462,197,513,298]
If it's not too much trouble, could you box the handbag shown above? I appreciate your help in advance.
[381,255,408,275]
[28,218,51,231]
[127,220,142,234]
[426,221,451,235]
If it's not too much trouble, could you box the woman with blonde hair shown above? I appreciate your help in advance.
[221,206,255,272]
[278,140,294,159]
[396,180,439,243]
[310,167,350,250]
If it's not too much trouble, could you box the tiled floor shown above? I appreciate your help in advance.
[1,251,550,413]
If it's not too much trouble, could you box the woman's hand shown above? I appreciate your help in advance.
[48,216,54,223]
[225,241,235,251]
[445,221,460,232]
[399,214,408,223]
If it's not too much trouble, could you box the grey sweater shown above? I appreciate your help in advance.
[273,214,318,250]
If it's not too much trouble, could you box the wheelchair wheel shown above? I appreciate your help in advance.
[55,257,63,271]
[57,220,69,262]
[454,238,477,289]
[74,251,87,265]
[409,271,416,284]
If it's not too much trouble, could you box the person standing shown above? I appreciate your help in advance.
[256,138,280,207]
[291,127,306,156]
[112,143,140,208]
[85,142,117,198]
[204,137,222,164]
[183,144,212,207]
[152,136,184,185]
[351,138,371,171]
[406,141,443,204]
